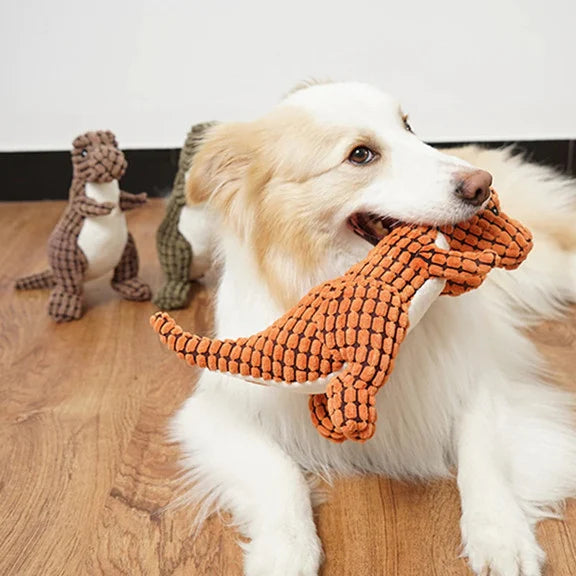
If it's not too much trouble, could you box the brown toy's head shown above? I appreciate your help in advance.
[71,131,127,184]
[440,190,533,270]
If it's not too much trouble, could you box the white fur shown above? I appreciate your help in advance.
[284,83,479,227]
[77,180,127,280]
[172,82,576,576]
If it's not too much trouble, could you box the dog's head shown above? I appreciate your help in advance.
[186,81,494,306]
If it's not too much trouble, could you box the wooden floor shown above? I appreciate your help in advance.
[1,200,575,576]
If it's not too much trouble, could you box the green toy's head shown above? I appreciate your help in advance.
[179,122,217,172]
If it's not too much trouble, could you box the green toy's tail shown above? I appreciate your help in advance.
[15,269,55,290]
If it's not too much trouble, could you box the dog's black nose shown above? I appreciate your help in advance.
[454,170,493,206]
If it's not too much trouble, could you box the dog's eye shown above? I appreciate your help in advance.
[490,205,499,215]
[81,149,88,158]
[402,114,413,133]
[348,146,376,165]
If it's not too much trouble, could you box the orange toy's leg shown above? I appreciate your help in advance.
[310,288,408,442]
[421,247,499,296]
[310,356,391,443]
[310,363,380,442]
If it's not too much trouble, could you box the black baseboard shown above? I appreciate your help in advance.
[0,148,180,202]
[438,140,575,176]
[1,140,574,202]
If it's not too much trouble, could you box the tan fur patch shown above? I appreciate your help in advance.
[185,123,253,207]
[185,107,385,308]
[532,220,576,251]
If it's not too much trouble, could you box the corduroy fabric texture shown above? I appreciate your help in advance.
[151,193,532,442]
[15,131,151,322]
[154,122,216,310]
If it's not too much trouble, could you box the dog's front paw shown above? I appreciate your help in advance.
[243,528,323,576]
[461,511,545,576]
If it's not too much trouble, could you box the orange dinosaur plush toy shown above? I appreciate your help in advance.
[151,192,532,443]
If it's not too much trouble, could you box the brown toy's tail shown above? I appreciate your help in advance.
[150,312,252,375]
[15,270,55,290]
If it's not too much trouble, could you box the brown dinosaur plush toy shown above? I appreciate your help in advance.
[151,193,532,442]
[16,131,152,322]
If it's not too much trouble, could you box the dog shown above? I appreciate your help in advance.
[171,81,576,576]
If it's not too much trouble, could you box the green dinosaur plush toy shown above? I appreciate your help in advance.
[154,122,216,309]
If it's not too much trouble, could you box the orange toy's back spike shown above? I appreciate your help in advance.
[151,192,532,443]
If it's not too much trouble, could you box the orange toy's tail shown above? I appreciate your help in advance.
[151,312,225,371]
[15,269,55,290]
[151,312,261,378]
[151,310,346,390]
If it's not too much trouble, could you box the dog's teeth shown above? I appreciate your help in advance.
[348,213,400,244]
[370,219,390,237]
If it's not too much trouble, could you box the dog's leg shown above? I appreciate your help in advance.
[172,387,323,576]
[457,384,545,576]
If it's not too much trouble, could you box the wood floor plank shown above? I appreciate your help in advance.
[0,200,575,576]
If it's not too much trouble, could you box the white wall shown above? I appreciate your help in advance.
[1,0,575,151]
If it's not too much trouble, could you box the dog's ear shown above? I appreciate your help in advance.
[185,122,255,207]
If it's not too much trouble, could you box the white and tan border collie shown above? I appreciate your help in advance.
[174,82,576,576]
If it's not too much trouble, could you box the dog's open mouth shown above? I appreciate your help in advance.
[348,213,402,246]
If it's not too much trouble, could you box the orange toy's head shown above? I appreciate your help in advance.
[440,191,533,270]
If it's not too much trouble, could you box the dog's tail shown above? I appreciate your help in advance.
[15,269,55,290]
[150,311,254,376]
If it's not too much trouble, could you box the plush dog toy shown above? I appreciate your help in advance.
[151,193,532,442]
[154,122,216,310]
[15,130,151,322]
